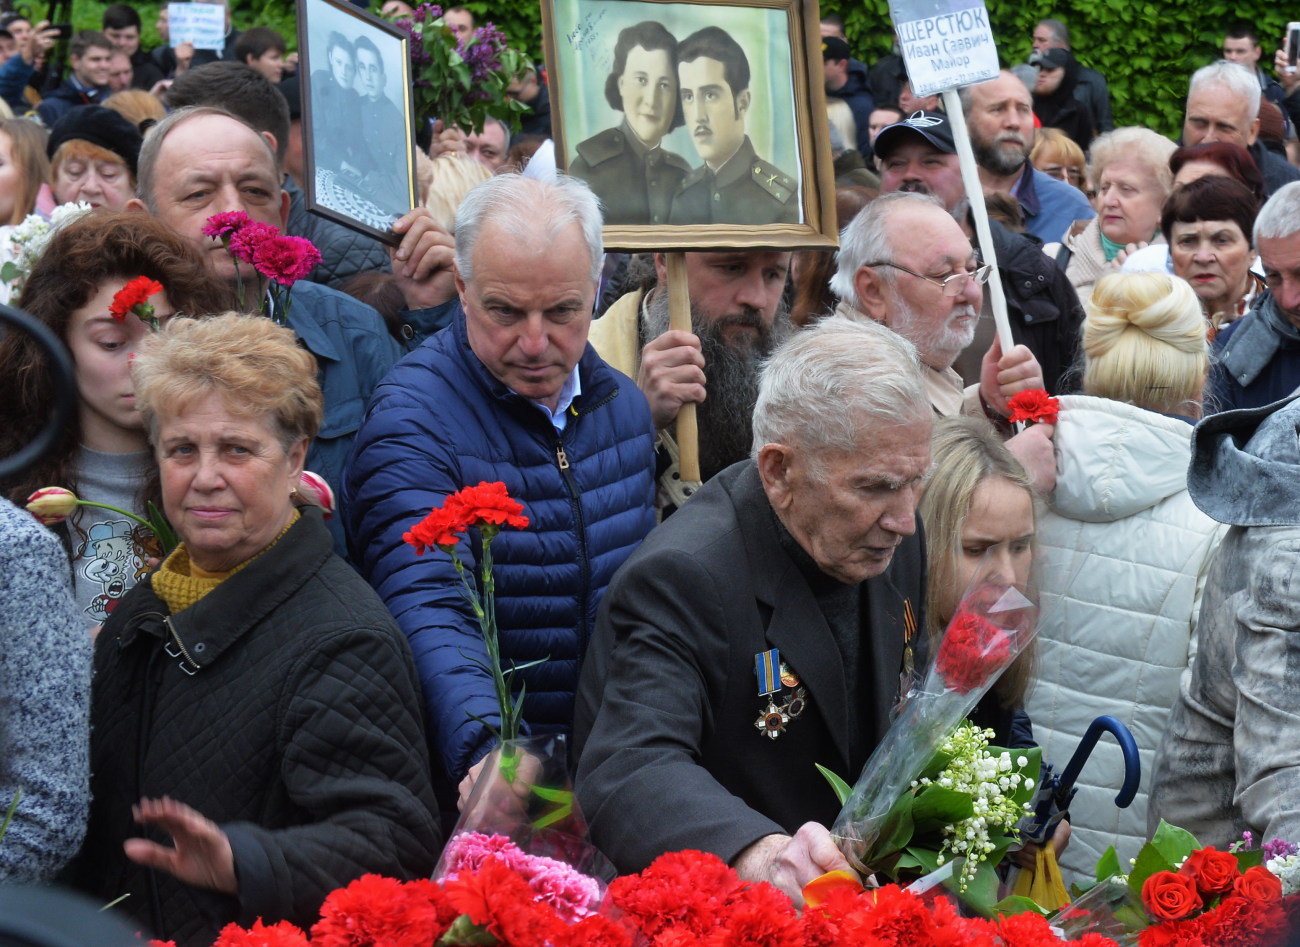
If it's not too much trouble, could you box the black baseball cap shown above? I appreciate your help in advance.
[872,110,955,159]
[822,36,851,62]
[1029,48,1070,70]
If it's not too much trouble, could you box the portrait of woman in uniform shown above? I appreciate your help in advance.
[569,21,691,226]
[543,0,838,251]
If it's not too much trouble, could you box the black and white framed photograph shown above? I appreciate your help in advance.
[297,0,416,245]
[541,0,837,250]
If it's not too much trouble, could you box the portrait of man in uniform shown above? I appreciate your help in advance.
[569,21,692,226]
[669,26,798,226]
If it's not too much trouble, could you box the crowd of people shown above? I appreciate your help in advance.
[2,2,1300,944]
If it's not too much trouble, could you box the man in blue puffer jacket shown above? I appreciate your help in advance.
[343,175,656,811]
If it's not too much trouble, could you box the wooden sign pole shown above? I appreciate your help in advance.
[665,252,701,483]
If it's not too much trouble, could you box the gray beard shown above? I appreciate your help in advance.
[972,135,1028,177]
[644,288,791,481]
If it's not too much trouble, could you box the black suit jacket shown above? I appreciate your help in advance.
[573,460,925,873]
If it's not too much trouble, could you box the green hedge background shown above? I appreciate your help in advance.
[62,0,1294,139]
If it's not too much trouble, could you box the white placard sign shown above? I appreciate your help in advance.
[890,0,998,96]
[167,2,226,52]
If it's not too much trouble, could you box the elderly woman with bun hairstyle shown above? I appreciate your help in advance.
[1025,272,1227,882]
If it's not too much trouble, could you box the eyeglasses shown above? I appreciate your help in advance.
[863,260,993,296]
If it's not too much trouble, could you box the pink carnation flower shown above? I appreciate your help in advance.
[442,832,602,923]
[202,211,253,240]
[252,235,323,287]
[227,221,280,264]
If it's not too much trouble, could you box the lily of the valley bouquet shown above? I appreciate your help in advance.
[389,4,527,135]
[830,560,1040,903]
[0,201,93,302]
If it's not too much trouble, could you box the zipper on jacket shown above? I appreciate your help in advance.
[163,615,200,675]
[554,434,590,651]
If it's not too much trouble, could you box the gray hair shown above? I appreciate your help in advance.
[454,173,603,284]
[830,191,945,301]
[1255,181,1300,242]
[1088,126,1178,199]
[1037,18,1069,47]
[751,314,929,466]
[1188,61,1261,122]
[137,105,276,213]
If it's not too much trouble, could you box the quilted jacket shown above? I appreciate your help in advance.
[1028,395,1225,880]
[342,314,657,789]
[284,176,391,289]
[67,508,441,947]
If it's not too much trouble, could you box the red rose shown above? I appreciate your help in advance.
[1234,864,1283,903]
[1179,846,1240,896]
[252,234,323,287]
[108,275,163,323]
[1007,388,1060,425]
[934,611,1013,693]
[1142,870,1204,922]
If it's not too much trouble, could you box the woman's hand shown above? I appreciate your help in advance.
[124,796,237,895]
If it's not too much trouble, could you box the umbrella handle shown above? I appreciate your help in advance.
[1058,715,1141,809]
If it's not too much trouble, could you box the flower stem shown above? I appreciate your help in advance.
[75,501,153,531]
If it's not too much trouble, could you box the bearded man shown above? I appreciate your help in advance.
[589,250,791,517]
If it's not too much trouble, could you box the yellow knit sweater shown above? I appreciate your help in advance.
[152,511,300,614]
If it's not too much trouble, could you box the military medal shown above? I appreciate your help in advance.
[754,650,808,739]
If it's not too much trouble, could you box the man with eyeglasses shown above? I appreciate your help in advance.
[830,191,1057,489]
[872,110,1085,396]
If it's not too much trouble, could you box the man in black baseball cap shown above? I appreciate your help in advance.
[872,110,966,211]
[822,33,875,157]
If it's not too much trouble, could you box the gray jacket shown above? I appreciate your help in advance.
[1149,395,1300,846]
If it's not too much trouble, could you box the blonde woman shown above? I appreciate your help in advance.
[1027,272,1227,881]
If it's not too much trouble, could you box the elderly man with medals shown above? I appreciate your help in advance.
[574,315,929,905]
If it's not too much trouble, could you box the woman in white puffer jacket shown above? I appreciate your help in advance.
[1027,272,1227,883]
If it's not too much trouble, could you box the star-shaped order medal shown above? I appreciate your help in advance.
[756,698,789,739]
[754,649,808,740]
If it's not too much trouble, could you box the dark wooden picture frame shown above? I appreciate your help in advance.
[541,0,837,251]
[297,0,416,246]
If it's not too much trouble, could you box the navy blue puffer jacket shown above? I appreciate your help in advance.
[342,312,656,786]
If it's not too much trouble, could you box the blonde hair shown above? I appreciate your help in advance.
[825,98,857,155]
[918,416,1038,707]
[133,313,323,448]
[424,154,492,233]
[1082,272,1208,415]
[1031,127,1085,180]
[103,89,167,128]
[0,118,49,226]
[1088,126,1177,200]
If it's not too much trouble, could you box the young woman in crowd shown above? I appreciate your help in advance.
[0,212,227,625]
[1026,272,1226,880]
[0,117,49,227]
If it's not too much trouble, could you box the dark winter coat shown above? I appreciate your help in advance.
[341,313,656,791]
[67,508,440,947]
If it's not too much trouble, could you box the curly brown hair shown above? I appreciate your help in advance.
[0,210,230,525]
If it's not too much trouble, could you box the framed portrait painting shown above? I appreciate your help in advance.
[297,0,416,246]
[541,0,836,250]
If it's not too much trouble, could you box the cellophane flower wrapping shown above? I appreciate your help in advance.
[433,733,612,922]
[831,555,1040,877]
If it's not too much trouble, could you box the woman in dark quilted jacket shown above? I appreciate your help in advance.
[66,313,440,947]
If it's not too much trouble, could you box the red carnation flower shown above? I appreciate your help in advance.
[228,221,280,263]
[108,276,163,323]
[1179,846,1240,896]
[1007,388,1060,425]
[451,481,530,530]
[404,504,469,554]
[934,610,1013,694]
[202,211,253,239]
[252,235,323,287]
[311,874,456,947]
[211,918,310,947]
[443,857,565,945]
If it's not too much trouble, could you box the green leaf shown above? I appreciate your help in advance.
[903,845,942,874]
[0,788,20,844]
[993,895,1050,917]
[872,794,916,860]
[1096,845,1123,882]
[1149,820,1200,866]
[1234,848,1265,870]
[1127,841,1175,897]
[910,785,974,835]
[951,860,1002,915]
[815,763,854,805]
